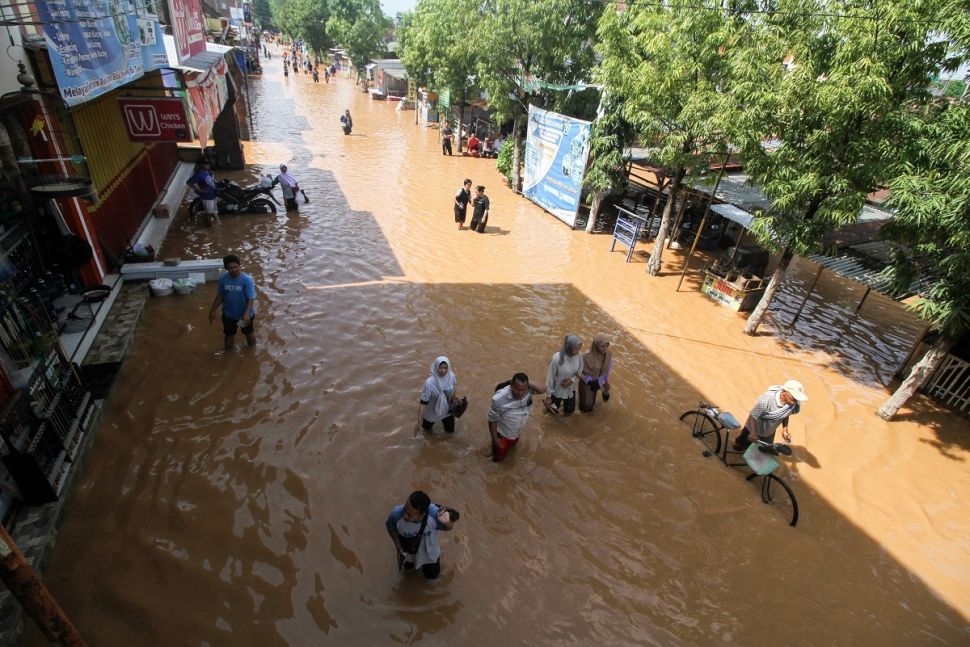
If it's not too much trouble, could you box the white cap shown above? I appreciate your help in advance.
[782,379,809,402]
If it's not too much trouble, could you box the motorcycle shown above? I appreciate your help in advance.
[189,180,279,220]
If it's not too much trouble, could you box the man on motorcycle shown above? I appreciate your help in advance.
[187,160,218,226]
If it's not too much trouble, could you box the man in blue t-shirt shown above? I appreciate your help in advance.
[208,254,257,351]
[187,159,219,227]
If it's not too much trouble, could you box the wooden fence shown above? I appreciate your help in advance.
[923,354,970,415]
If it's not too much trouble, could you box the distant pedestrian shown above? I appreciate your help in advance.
[283,64,289,79]
[312,68,319,83]
[208,254,256,352]
[274,164,301,211]
[340,109,353,135]
[186,159,218,227]
[385,490,457,580]
[469,185,489,233]
[324,68,330,83]
[578,334,612,413]
[454,179,471,230]
[488,373,547,462]
[441,122,454,155]
[545,335,583,416]
[415,356,464,435]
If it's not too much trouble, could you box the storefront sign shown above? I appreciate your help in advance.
[168,0,206,63]
[243,2,252,23]
[118,97,190,142]
[523,105,592,228]
[35,0,168,107]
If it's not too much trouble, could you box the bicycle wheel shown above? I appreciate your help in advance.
[761,474,799,527]
[679,410,722,456]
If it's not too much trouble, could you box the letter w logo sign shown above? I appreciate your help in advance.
[123,104,160,138]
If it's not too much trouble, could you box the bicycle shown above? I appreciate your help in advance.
[680,403,800,527]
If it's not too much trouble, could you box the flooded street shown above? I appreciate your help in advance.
[29,52,970,645]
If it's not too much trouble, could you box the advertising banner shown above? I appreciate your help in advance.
[35,0,168,107]
[523,104,592,227]
[167,0,206,63]
[186,58,227,144]
[118,97,190,142]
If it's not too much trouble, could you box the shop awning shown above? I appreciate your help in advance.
[163,36,233,73]
[710,203,756,229]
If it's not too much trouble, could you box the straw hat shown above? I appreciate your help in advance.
[782,379,809,402]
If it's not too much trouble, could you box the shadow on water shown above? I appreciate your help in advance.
[31,278,969,645]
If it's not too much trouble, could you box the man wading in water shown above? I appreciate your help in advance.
[488,373,547,462]
[385,491,457,580]
[208,255,257,352]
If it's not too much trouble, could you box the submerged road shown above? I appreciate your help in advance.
[29,48,970,645]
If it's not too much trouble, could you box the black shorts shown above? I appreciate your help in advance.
[550,394,576,415]
[222,315,255,336]
[422,415,455,433]
[402,557,441,579]
[454,204,467,223]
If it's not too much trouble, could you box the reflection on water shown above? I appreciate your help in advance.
[28,47,970,646]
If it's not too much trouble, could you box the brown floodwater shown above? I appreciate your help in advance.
[27,46,970,645]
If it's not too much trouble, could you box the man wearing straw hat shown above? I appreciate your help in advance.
[732,380,808,451]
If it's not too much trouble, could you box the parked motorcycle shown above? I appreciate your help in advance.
[189,179,278,219]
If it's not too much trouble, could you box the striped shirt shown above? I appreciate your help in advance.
[747,386,800,438]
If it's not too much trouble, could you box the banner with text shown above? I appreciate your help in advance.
[523,105,592,228]
[36,0,168,107]
[167,0,206,63]
[118,97,190,142]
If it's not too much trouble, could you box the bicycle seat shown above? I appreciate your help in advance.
[717,411,742,429]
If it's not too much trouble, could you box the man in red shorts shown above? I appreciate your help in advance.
[488,372,547,462]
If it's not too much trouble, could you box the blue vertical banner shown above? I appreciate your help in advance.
[523,104,592,228]
[35,0,168,107]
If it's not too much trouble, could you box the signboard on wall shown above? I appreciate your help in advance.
[186,57,227,144]
[523,104,592,228]
[168,0,206,63]
[35,0,168,106]
[118,97,190,142]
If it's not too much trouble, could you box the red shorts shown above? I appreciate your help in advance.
[492,435,519,462]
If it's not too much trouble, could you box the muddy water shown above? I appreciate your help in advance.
[29,49,970,645]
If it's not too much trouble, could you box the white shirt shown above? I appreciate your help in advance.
[487,386,533,439]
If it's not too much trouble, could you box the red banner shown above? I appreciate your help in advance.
[118,98,191,142]
[168,0,206,63]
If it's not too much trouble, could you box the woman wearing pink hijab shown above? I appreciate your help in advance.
[579,334,612,413]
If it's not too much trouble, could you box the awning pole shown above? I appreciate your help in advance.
[854,287,872,315]
[788,264,824,330]
[675,158,727,291]
[676,210,708,292]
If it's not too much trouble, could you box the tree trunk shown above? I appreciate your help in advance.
[585,190,603,233]
[876,334,956,420]
[456,103,464,154]
[646,169,684,276]
[511,117,523,193]
[743,247,794,335]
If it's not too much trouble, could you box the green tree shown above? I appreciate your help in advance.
[475,0,602,190]
[595,1,734,274]
[875,116,970,418]
[328,0,387,78]
[271,0,332,54]
[582,92,635,233]
[734,0,955,335]
[253,0,275,31]
[399,0,479,150]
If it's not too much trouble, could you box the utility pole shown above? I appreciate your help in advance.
[0,523,86,646]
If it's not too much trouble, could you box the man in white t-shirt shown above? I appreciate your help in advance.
[487,372,547,462]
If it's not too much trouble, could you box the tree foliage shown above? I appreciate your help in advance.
[327,0,388,75]
[474,0,602,123]
[398,0,479,102]
[732,0,956,333]
[271,0,332,54]
[252,0,275,31]
[596,1,735,274]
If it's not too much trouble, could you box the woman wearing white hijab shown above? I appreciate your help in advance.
[415,356,458,435]
[545,334,583,416]
[275,164,301,211]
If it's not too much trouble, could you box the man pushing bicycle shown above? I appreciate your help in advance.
[732,380,808,451]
